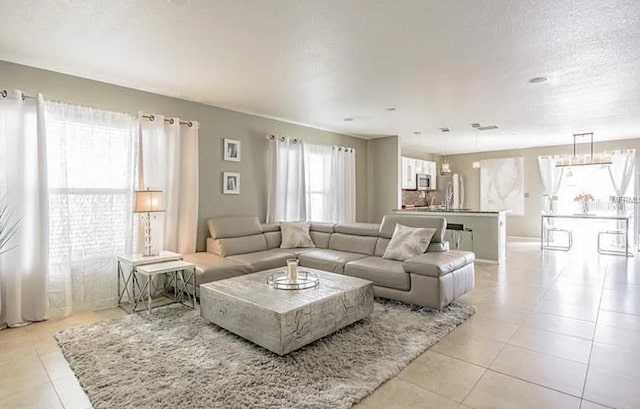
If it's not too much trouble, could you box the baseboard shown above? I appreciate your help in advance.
[475,258,499,264]
[508,235,539,241]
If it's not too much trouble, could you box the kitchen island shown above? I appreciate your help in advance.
[393,208,510,264]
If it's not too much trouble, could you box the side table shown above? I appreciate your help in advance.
[117,251,182,313]
[134,260,196,314]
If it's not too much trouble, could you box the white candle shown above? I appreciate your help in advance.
[287,259,298,282]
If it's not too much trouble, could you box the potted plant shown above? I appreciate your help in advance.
[574,193,595,215]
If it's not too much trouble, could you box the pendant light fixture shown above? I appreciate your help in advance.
[440,130,452,175]
[555,132,612,168]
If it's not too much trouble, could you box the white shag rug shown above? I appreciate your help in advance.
[55,299,475,409]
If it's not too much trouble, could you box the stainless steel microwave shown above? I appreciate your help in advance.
[416,174,431,191]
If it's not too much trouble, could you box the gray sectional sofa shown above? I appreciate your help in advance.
[184,214,475,309]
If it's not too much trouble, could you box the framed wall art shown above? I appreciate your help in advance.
[224,139,241,162]
[223,172,240,194]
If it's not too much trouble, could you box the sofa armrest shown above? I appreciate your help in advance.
[403,250,475,278]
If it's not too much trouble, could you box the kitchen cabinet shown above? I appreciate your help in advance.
[401,157,417,189]
[401,156,437,190]
[426,161,437,189]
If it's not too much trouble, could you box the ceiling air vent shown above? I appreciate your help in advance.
[478,125,498,131]
[471,123,481,128]
[439,127,450,132]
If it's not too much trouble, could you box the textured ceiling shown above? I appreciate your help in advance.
[1,0,639,154]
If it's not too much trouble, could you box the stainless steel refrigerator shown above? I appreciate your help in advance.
[438,173,465,209]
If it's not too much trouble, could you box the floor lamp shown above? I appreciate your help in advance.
[134,188,165,257]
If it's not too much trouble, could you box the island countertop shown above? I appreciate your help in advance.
[393,208,511,217]
[392,208,509,264]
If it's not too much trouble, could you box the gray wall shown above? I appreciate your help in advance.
[367,135,400,222]
[0,61,369,250]
[446,138,640,237]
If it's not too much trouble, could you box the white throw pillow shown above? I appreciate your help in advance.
[383,224,436,261]
[280,222,316,249]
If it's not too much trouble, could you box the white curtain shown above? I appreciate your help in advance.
[607,150,636,246]
[538,156,565,213]
[330,146,356,223]
[608,150,635,204]
[137,114,199,254]
[266,136,306,222]
[305,144,356,223]
[0,89,49,328]
[45,101,137,318]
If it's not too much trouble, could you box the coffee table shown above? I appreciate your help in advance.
[200,267,374,355]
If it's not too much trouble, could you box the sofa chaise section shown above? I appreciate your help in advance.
[340,215,474,309]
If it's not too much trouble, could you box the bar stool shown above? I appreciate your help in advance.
[447,224,464,250]
[542,216,573,251]
[597,229,630,256]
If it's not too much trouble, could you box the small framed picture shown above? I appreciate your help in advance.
[223,172,240,195]
[224,139,241,162]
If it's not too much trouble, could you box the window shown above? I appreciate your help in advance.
[305,144,333,222]
[556,165,630,214]
[304,143,356,223]
[45,102,136,316]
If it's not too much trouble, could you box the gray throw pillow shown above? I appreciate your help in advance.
[383,224,436,261]
[280,222,316,249]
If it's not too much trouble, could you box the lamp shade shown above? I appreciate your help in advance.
[134,190,165,213]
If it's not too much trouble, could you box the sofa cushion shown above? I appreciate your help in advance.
[208,216,263,239]
[310,231,331,248]
[281,248,318,256]
[344,257,410,291]
[383,224,436,261]
[207,234,268,257]
[403,250,475,278]
[374,237,390,257]
[280,222,315,248]
[298,249,368,274]
[376,237,449,256]
[264,231,281,249]
[227,249,292,272]
[379,215,446,243]
[183,252,252,286]
[334,223,380,237]
[310,222,335,233]
[261,223,280,233]
[328,233,377,255]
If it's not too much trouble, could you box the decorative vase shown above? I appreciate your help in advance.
[582,200,590,215]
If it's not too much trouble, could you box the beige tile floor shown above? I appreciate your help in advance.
[1,238,639,409]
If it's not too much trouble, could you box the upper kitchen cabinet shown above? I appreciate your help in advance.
[401,156,437,190]
[401,157,417,189]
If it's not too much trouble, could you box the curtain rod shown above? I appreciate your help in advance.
[266,134,355,152]
[140,114,193,128]
[1,89,35,100]
[2,89,195,128]
[267,134,300,144]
